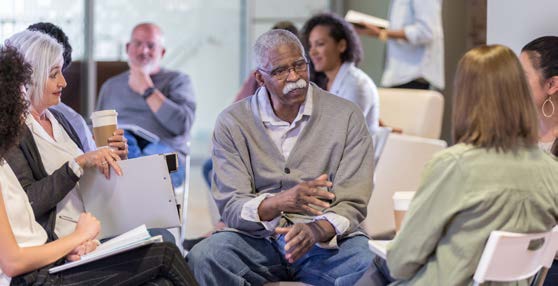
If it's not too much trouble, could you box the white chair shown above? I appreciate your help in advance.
[170,152,191,255]
[473,226,558,286]
[373,126,392,167]
[363,133,447,237]
[378,88,444,139]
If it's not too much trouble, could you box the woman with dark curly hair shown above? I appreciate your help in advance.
[301,13,379,135]
[0,45,198,286]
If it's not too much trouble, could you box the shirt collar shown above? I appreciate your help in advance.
[257,84,313,126]
[329,61,353,94]
[26,109,61,143]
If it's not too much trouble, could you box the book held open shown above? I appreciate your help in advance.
[49,225,162,274]
[345,10,390,29]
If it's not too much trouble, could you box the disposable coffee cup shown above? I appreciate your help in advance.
[91,110,118,148]
[393,191,415,233]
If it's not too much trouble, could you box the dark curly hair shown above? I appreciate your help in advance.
[28,22,72,72]
[0,45,31,159]
[301,13,363,89]
[272,21,299,37]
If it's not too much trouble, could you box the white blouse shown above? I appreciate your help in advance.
[329,62,380,135]
[26,110,84,238]
[0,161,48,286]
[382,0,445,90]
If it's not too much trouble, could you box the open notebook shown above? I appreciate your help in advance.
[49,225,161,274]
[368,239,391,260]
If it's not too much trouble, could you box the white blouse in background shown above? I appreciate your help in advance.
[382,0,445,90]
[329,62,380,135]
[0,161,48,286]
[26,110,85,238]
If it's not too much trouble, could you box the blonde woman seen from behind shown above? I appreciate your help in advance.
[370,45,558,285]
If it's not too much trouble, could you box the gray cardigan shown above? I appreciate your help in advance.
[5,109,82,241]
[211,83,375,238]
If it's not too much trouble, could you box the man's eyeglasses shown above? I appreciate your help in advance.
[130,40,157,51]
[259,60,308,81]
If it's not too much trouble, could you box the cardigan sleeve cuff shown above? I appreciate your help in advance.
[241,193,281,231]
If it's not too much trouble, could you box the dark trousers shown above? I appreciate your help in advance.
[392,80,431,90]
[543,259,558,286]
[11,242,198,286]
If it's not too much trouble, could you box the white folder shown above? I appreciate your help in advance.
[79,154,180,239]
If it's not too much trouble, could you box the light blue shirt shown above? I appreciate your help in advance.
[382,0,445,90]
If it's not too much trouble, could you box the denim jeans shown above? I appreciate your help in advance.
[187,231,375,286]
[124,130,185,187]
[201,158,212,188]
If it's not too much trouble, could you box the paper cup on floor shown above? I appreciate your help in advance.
[91,110,118,148]
[393,191,415,233]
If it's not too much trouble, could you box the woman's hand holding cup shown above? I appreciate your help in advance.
[107,129,128,160]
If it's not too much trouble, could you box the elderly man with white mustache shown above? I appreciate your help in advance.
[188,29,377,286]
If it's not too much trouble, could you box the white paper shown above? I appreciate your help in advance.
[345,10,390,29]
[49,225,163,274]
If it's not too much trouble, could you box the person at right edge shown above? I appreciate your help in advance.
[356,0,444,90]
[519,35,558,286]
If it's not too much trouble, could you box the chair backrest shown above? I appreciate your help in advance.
[362,133,447,237]
[373,126,392,167]
[378,88,444,139]
[170,150,191,255]
[473,226,558,285]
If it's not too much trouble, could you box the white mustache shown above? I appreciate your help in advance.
[282,79,308,94]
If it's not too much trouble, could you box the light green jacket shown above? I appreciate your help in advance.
[387,144,558,286]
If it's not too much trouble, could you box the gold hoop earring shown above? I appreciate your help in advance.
[542,96,555,118]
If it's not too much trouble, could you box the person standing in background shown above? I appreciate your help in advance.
[356,0,444,90]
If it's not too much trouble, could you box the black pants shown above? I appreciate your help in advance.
[393,80,430,90]
[11,242,198,286]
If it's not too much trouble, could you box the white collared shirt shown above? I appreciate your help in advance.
[26,110,85,238]
[258,85,313,159]
[381,0,445,90]
[0,161,47,285]
[240,86,350,245]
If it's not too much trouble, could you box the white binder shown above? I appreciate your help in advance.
[79,154,180,239]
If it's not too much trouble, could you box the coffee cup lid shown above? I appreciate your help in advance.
[91,110,118,118]
[393,191,415,210]
[393,191,415,200]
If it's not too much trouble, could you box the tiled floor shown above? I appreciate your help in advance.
[183,161,217,239]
